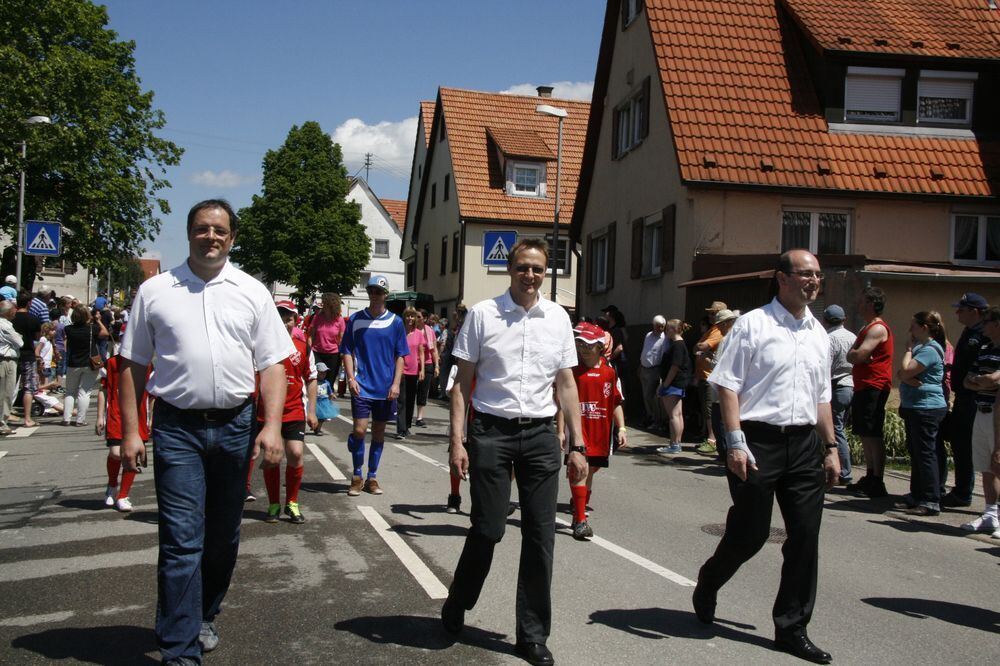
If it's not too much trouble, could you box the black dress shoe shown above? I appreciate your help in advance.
[774,632,832,664]
[440,596,464,634]
[692,583,716,624]
[515,642,554,666]
[941,493,972,508]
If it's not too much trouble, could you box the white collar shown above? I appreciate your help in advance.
[172,259,239,287]
[769,297,817,329]
[499,289,544,316]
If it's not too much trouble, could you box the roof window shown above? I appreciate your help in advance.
[844,67,903,123]
[918,70,976,125]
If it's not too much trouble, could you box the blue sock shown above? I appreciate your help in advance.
[367,441,384,479]
[347,434,365,477]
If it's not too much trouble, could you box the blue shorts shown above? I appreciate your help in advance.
[658,385,685,398]
[351,396,397,423]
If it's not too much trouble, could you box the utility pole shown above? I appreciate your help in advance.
[364,152,372,182]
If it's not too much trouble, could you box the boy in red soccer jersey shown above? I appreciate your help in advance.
[561,322,626,540]
[260,300,318,524]
[96,351,152,512]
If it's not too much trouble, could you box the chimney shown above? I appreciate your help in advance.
[536,85,554,98]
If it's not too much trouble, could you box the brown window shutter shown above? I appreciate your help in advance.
[661,204,676,272]
[641,77,651,139]
[607,222,616,290]
[630,217,643,279]
[585,233,593,294]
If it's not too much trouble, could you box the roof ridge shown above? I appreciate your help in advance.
[439,85,592,105]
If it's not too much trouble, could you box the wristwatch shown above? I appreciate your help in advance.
[569,445,586,455]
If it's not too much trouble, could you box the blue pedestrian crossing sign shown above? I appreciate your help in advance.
[482,230,517,267]
[25,221,62,257]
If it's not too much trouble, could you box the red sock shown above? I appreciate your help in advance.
[263,466,281,504]
[106,456,121,487]
[586,489,592,507]
[245,457,255,491]
[450,472,461,495]
[285,465,304,504]
[571,485,588,523]
[119,470,136,499]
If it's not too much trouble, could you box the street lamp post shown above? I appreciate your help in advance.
[536,104,567,303]
[16,115,52,290]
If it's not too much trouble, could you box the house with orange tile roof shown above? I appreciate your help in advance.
[406,86,590,317]
[572,0,1000,369]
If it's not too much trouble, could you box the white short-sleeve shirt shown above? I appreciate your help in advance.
[452,290,576,419]
[119,260,294,409]
[709,298,832,426]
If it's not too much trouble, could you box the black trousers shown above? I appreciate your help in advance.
[396,374,418,433]
[447,414,561,644]
[698,422,825,634]
[947,394,977,502]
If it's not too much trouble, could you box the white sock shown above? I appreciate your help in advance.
[985,504,999,520]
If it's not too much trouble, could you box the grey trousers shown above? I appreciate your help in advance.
[639,365,663,425]
[0,359,16,425]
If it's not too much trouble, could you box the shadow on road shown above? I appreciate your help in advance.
[391,523,468,538]
[334,614,513,656]
[10,624,157,664]
[56,498,108,511]
[861,597,1000,634]
[390,503,451,518]
[588,607,767,647]
[300,481,348,495]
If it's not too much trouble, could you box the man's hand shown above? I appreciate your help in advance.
[567,450,588,483]
[95,417,105,437]
[120,433,147,472]
[253,424,284,468]
[388,382,400,401]
[306,412,318,432]
[450,440,469,480]
[823,449,841,490]
[726,448,757,481]
[347,377,360,397]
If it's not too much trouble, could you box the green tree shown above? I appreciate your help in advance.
[0,0,182,287]
[233,121,369,296]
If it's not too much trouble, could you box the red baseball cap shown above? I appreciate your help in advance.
[275,299,297,313]
[573,322,605,345]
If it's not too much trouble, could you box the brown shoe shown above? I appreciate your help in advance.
[363,478,383,495]
[348,476,364,496]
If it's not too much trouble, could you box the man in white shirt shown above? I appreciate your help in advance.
[0,300,23,435]
[119,200,293,665]
[639,315,668,429]
[693,249,839,665]
[442,238,586,666]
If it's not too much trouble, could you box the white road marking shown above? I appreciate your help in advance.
[305,442,347,481]
[394,443,450,472]
[7,426,38,438]
[0,610,75,627]
[336,414,353,425]
[356,505,448,600]
[0,451,6,461]
[554,517,696,587]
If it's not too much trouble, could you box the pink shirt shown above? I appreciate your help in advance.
[423,325,436,365]
[404,329,425,376]
[310,312,346,354]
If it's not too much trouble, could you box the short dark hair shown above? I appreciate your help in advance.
[862,286,886,315]
[777,251,796,274]
[982,306,1000,324]
[187,199,239,236]
[16,291,31,308]
[506,238,549,268]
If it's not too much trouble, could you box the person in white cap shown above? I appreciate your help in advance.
[0,276,17,302]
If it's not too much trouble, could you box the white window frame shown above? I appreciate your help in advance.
[623,0,642,27]
[781,208,852,254]
[544,234,571,277]
[641,214,662,277]
[844,67,904,124]
[592,233,609,292]
[615,87,646,157]
[373,238,390,258]
[951,213,1000,266]
[506,161,546,198]
[918,70,976,125]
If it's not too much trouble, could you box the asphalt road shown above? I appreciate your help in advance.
[0,396,997,665]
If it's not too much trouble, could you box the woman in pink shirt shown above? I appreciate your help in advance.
[308,293,346,395]
[395,308,425,439]
[414,310,439,426]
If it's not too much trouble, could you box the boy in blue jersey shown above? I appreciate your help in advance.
[341,275,409,496]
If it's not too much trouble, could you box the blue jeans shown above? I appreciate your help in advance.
[900,406,947,510]
[831,384,853,482]
[153,400,254,663]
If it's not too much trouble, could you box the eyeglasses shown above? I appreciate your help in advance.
[514,264,547,275]
[784,270,824,281]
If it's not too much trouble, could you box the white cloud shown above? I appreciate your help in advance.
[499,80,594,101]
[331,117,418,180]
[189,169,259,188]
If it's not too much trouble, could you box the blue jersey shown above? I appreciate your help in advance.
[341,308,409,399]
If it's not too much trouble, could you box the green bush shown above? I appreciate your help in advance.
[845,409,910,465]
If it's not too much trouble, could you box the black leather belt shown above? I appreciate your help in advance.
[161,397,253,422]
[742,420,815,435]
[0,356,18,362]
[978,405,993,414]
[476,412,552,426]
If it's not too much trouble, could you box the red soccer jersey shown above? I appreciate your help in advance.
[258,337,316,423]
[101,355,151,442]
[573,360,623,458]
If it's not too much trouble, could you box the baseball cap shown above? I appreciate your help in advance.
[713,309,737,325]
[366,275,390,293]
[275,299,297,313]
[705,300,728,313]
[573,322,606,345]
[952,292,988,310]
[315,362,329,373]
[823,304,846,322]
[4,275,15,285]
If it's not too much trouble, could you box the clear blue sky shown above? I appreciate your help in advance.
[101,0,605,269]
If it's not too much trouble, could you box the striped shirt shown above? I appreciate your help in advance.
[971,343,1000,408]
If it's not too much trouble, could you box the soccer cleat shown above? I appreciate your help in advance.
[348,476,364,496]
[572,520,594,540]
[446,494,461,514]
[104,485,116,507]
[115,497,133,512]
[696,440,717,455]
[415,419,426,427]
[284,501,304,524]
[657,444,682,454]
[364,478,383,495]
[265,503,281,523]
[961,514,999,533]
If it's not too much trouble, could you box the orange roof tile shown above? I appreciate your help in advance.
[380,198,407,232]
[782,0,1000,59]
[433,87,590,225]
[641,0,1000,198]
[486,126,556,161]
[420,100,435,147]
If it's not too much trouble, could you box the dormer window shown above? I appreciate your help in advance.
[844,67,903,123]
[918,71,976,124]
[507,161,546,197]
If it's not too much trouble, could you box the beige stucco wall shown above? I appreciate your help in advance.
[576,7,692,323]
[414,124,462,304]
[401,114,429,274]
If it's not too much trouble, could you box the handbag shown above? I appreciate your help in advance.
[88,323,103,371]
